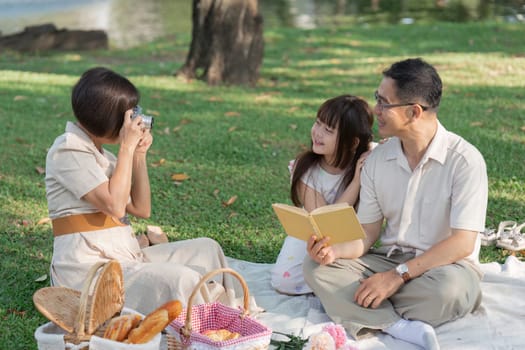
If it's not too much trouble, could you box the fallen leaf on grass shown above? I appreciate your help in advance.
[213,189,220,197]
[14,95,28,101]
[470,121,483,127]
[304,47,317,54]
[151,158,166,167]
[35,274,47,282]
[173,126,183,133]
[228,212,238,219]
[228,126,237,132]
[162,127,170,135]
[146,109,160,116]
[209,96,223,102]
[35,166,45,174]
[67,54,82,61]
[254,93,272,102]
[521,125,525,132]
[289,124,298,130]
[7,309,26,317]
[37,217,51,225]
[224,111,240,117]
[223,195,238,207]
[15,137,29,144]
[171,173,190,181]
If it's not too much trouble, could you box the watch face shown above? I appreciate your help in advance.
[396,264,408,274]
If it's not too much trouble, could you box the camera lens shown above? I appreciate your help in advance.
[131,105,154,130]
[142,116,154,130]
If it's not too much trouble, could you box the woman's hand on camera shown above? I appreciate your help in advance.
[120,109,145,151]
[135,130,153,155]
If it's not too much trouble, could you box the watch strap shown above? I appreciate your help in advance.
[401,271,411,283]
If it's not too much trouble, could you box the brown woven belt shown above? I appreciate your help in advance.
[52,212,127,237]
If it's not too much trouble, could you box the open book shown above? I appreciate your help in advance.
[272,202,366,245]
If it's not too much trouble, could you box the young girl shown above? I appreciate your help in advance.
[46,67,243,314]
[271,94,374,295]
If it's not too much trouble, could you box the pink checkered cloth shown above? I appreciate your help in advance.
[167,302,271,349]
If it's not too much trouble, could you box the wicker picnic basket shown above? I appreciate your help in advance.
[33,260,161,350]
[166,268,271,350]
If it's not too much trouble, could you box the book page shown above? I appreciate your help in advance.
[310,204,365,244]
[272,203,317,241]
[310,202,350,214]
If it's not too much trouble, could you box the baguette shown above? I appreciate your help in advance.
[155,299,183,321]
[126,309,169,344]
[126,299,183,344]
[103,314,142,341]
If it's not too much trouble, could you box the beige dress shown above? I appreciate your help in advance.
[45,122,241,314]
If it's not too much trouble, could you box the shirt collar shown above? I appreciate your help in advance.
[65,121,101,153]
[66,121,90,141]
[384,120,447,166]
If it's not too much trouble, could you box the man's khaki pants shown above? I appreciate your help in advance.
[303,250,482,339]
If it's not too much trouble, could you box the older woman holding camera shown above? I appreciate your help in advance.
[45,67,240,313]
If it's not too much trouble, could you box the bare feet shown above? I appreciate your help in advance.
[136,233,150,249]
[147,225,169,245]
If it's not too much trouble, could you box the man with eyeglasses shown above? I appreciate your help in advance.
[304,58,487,350]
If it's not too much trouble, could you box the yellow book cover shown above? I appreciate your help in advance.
[271,202,366,245]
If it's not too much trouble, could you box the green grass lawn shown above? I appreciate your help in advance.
[1,21,524,348]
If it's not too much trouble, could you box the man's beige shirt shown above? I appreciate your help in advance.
[358,121,488,265]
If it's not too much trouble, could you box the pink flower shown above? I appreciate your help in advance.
[304,331,335,350]
[322,324,347,349]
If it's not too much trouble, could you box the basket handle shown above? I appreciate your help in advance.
[181,268,250,337]
[74,261,107,337]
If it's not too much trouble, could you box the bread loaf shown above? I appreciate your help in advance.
[103,314,142,341]
[156,299,183,321]
[126,299,183,344]
[202,329,241,341]
[126,309,169,344]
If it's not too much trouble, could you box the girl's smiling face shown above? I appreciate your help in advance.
[311,118,338,162]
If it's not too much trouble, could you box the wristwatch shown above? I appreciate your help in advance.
[395,263,411,283]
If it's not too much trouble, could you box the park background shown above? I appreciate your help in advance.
[0,0,524,348]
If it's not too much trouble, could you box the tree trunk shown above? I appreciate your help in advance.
[176,0,264,86]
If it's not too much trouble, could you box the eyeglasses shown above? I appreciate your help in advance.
[374,91,429,111]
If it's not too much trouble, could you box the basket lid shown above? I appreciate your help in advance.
[33,287,81,333]
[85,260,124,334]
[33,260,124,337]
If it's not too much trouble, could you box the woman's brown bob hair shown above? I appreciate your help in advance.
[71,67,139,139]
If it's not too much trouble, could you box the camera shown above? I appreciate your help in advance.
[131,105,154,130]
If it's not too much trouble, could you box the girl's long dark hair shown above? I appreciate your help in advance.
[290,95,373,207]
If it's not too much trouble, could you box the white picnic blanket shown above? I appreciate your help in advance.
[227,256,525,350]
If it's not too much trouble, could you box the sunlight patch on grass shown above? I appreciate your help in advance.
[0,70,74,85]
[431,55,525,87]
